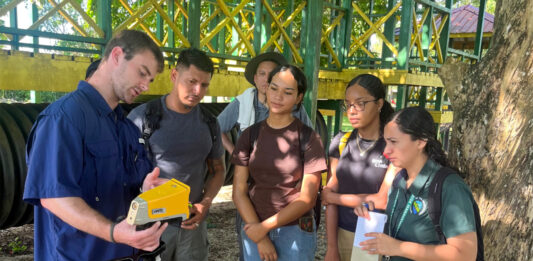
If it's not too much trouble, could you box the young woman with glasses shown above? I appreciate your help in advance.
[322,74,398,261]
[232,65,327,261]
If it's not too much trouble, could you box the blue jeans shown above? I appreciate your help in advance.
[241,222,316,261]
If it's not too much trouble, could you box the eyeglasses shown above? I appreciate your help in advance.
[342,99,378,112]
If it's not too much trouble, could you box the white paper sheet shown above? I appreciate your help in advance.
[353,211,388,248]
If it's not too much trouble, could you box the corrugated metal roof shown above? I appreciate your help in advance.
[447,4,494,34]
[394,4,494,35]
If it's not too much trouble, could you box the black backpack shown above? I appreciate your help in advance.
[392,167,484,260]
[248,121,323,229]
[428,167,484,261]
[140,98,218,160]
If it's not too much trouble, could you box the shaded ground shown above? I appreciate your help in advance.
[0,185,327,260]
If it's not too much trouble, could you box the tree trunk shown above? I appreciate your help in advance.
[438,0,533,260]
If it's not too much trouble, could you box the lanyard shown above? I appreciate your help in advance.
[388,189,415,239]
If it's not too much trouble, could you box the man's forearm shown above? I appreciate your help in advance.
[41,197,112,242]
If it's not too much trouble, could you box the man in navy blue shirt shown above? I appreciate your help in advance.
[23,30,169,260]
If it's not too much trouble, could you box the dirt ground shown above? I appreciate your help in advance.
[0,185,328,260]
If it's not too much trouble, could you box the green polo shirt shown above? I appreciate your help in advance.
[385,159,476,261]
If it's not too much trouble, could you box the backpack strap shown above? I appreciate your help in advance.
[428,166,485,260]
[473,200,485,261]
[142,100,219,162]
[338,131,352,157]
[427,166,455,244]
[299,124,313,167]
[248,121,263,156]
[141,99,163,161]
[199,104,218,145]
[142,99,163,139]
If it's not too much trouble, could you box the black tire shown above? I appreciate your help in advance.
[17,103,40,122]
[30,103,49,113]
[0,107,29,228]
[0,120,15,228]
[1,104,35,226]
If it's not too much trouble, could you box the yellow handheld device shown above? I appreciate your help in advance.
[126,178,190,225]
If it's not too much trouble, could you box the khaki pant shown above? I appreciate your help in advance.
[337,228,381,261]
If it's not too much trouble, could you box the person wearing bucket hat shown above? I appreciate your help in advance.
[217,52,313,155]
[217,52,313,261]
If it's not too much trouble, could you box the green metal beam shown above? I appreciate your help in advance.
[32,4,38,53]
[422,4,433,67]
[338,0,352,69]
[473,0,487,58]
[299,0,307,59]
[188,0,200,48]
[9,7,18,51]
[0,26,106,45]
[231,16,239,55]
[366,0,374,59]
[302,0,323,126]
[181,0,188,39]
[440,0,453,62]
[0,40,101,54]
[396,0,414,110]
[97,0,111,50]
[156,13,164,42]
[167,0,175,63]
[209,4,218,51]
[434,87,444,110]
[261,0,272,52]
[381,0,397,68]
[254,0,263,54]
[282,0,294,62]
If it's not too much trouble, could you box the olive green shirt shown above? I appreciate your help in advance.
[385,159,476,261]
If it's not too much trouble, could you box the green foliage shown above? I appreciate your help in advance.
[7,237,27,255]
[0,90,31,103]
[457,0,496,14]
[0,90,66,103]
[440,0,496,14]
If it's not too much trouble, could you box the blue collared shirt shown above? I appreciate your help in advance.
[23,81,152,261]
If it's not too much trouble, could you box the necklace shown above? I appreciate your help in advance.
[356,134,377,157]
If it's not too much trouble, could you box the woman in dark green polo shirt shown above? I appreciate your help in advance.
[357,107,477,261]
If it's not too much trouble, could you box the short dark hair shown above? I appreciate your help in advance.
[85,59,101,80]
[175,48,214,75]
[268,64,307,110]
[103,30,164,73]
